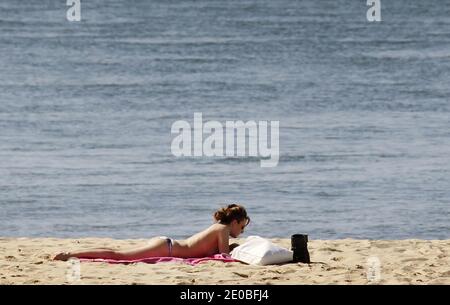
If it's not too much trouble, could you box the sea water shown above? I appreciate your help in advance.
[0,0,449,239]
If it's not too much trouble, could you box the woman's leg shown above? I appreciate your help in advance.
[54,238,170,261]
[54,248,125,261]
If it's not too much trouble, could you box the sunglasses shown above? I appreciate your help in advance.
[241,218,250,230]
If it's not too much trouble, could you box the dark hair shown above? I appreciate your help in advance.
[214,204,250,225]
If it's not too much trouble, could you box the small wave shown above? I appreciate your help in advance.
[154,153,409,166]
[219,156,265,163]
[80,143,139,150]
[212,155,304,164]
[365,49,450,60]
[315,191,341,198]
[305,153,408,161]
[337,38,423,44]
[104,36,290,46]
[3,200,37,205]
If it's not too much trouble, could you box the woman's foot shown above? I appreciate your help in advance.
[53,252,72,261]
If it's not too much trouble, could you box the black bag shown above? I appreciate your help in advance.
[291,234,311,263]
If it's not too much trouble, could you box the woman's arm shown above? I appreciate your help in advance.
[217,228,230,254]
[229,243,240,252]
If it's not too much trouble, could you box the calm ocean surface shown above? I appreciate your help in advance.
[1,0,449,239]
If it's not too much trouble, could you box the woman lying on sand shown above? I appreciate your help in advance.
[54,204,249,261]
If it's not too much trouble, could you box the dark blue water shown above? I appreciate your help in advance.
[1,0,449,239]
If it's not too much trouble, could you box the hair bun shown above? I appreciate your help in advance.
[213,204,249,225]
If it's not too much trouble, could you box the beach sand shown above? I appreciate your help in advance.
[0,238,448,285]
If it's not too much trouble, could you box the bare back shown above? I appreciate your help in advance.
[171,223,230,258]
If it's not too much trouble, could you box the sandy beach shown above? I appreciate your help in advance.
[0,237,448,285]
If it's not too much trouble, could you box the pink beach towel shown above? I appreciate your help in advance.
[79,253,239,266]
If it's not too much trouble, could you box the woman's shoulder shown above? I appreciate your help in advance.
[187,223,229,242]
[209,222,229,232]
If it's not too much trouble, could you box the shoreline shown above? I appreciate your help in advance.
[1,237,448,284]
